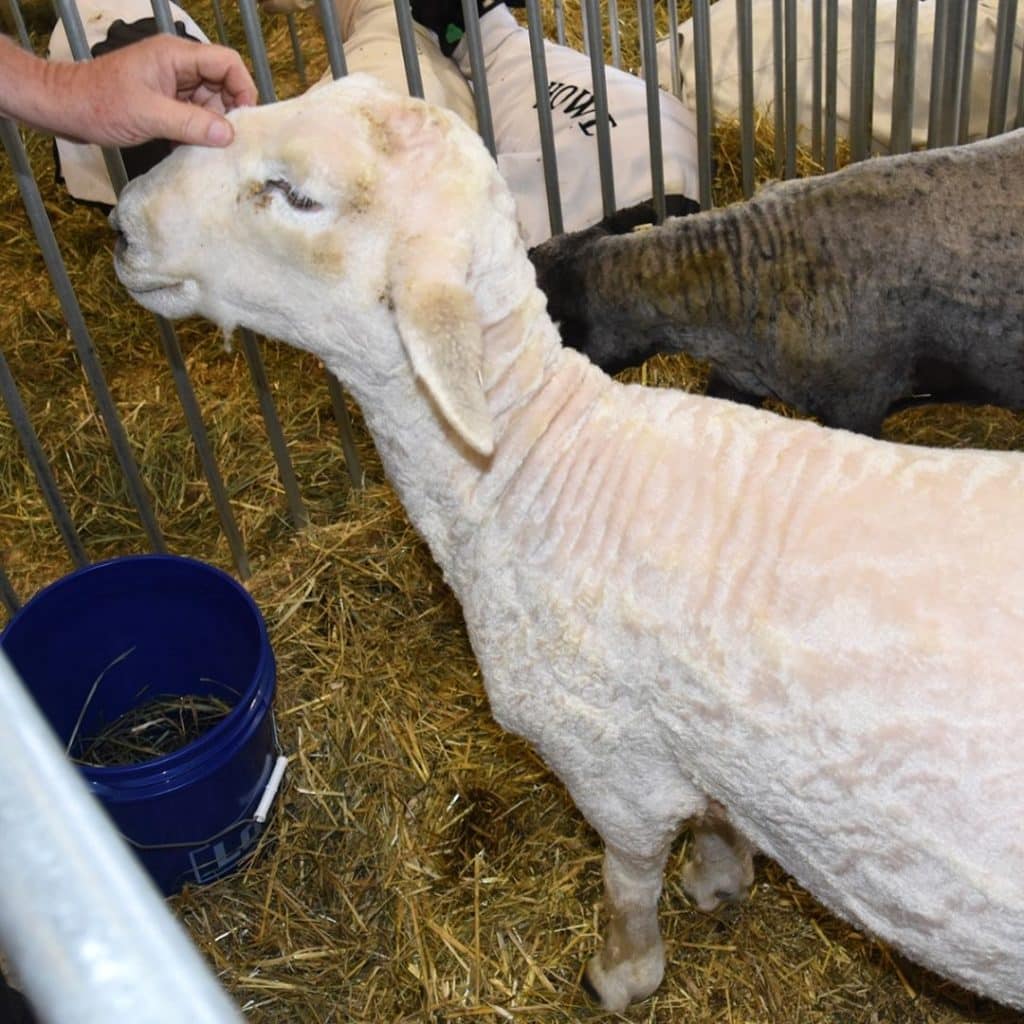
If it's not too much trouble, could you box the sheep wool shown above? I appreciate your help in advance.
[112,76,1024,1014]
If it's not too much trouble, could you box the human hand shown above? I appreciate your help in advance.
[56,33,258,148]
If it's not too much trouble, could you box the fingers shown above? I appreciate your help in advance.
[153,94,236,146]
[184,42,259,110]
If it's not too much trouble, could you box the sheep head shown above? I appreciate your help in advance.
[112,74,513,456]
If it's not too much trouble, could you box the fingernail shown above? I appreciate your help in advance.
[206,119,232,146]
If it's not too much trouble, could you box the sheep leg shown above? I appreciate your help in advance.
[583,841,673,1011]
[681,801,755,912]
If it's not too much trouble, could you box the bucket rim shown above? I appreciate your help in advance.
[1,552,276,781]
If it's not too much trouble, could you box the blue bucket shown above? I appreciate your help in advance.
[0,554,283,896]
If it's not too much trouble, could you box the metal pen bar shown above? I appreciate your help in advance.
[783,0,797,176]
[240,330,309,528]
[638,0,666,223]
[936,0,967,146]
[151,317,252,577]
[607,0,620,69]
[849,0,869,161]
[210,0,230,45]
[394,0,426,99]
[0,651,246,1024]
[317,0,349,77]
[889,0,919,154]
[771,0,784,173]
[691,0,715,208]
[862,0,877,155]
[525,0,564,238]
[1,118,166,554]
[1018,42,1024,128]
[582,0,617,217]
[554,0,566,46]
[811,0,823,162]
[460,0,497,156]
[824,0,838,170]
[956,0,977,143]
[237,0,277,102]
[988,0,1019,136]
[667,0,682,100]
[149,0,176,35]
[286,13,309,88]
[926,0,950,147]
[6,0,31,50]
[0,346,88,568]
[736,0,755,197]
[0,563,18,617]
[325,377,363,488]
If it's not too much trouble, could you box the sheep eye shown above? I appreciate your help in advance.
[261,178,322,212]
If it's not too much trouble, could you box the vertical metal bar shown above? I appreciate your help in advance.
[988,0,1019,136]
[1,119,166,554]
[0,347,88,568]
[524,0,564,238]
[459,0,497,156]
[849,0,869,161]
[691,0,715,209]
[824,0,838,169]
[889,0,919,154]
[240,331,309,528]
[936,0,967,146]
[811,0,823,162]
[783,0,797,176]
[0,651,247,1024]
[736,0,756,197]
[638,0,665,223]
[151,319,252,577]
[927,0,950,147]
[607,0,620,68]
[394,0,426,99]
[863,0,877,152]
[325,378,363,488]
[667,0,682,100]
[0,562,18,617]
[210,0,230,44]
[316,0,349,77]
[286,13,309,88]
[771,0,785,173]
[1017,43,1024,128]
[554,0,566,46]
[237,0,277,102]
[956,0,977,142]
[6,0,31,50]
[149,0,177,35]
[582,0,617,217]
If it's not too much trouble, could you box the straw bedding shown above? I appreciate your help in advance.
[1,3,1023,1021]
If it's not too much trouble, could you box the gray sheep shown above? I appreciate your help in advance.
[530,128,1024,434]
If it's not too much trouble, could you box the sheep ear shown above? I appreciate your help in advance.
[390,243,494,457]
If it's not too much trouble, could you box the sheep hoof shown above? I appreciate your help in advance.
[582,947,664,1011]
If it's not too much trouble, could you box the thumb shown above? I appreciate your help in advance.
[155,96,235,147]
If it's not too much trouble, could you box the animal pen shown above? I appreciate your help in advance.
[1,0,1023,1021]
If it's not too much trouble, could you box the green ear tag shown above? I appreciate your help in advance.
[444,23,464,46]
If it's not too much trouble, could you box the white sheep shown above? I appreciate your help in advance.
[111,75,1024,1013]
[657,0,1024,152]
[529,127,1024,434]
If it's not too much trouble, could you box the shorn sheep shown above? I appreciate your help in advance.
[112,76,1024,1012]
[529,128,1024,434]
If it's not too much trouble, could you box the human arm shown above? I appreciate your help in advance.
[0,32,257,147]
